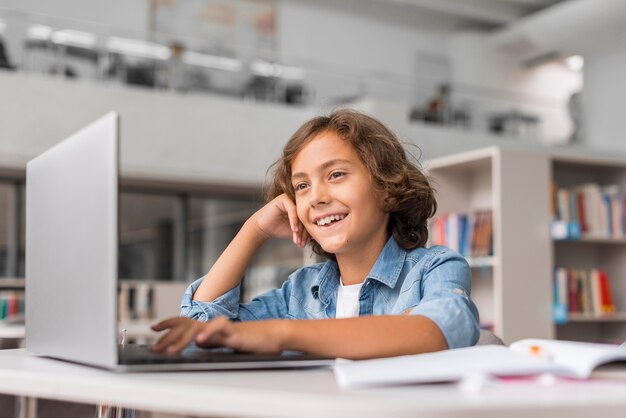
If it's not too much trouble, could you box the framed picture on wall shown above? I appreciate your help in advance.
[150,0,278,60]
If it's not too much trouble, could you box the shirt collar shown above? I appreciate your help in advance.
[317,237,406,304]
[367,237,406,287]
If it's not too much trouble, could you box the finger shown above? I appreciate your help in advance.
[165,325,203,354]
[199,329,228,348]
[150,320,198,353]
[196,317,232,345]
[292,230,300,247]
[280,196,300,233]
[151,317,185,331]
[298,225,310,247]
[150,325,188,353]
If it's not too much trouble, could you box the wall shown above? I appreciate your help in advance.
[0,71,314,186]
[279,0,454,102]
[0,70,572,186]
[0,0,456,104]
[350,97,543,162]
[449,31,582,145]
[0,0,607,157]
[0,0,150,35]
[581,46,626,152]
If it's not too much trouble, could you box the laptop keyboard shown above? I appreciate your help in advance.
[118,343,330,365]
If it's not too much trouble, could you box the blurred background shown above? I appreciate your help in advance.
[0,0,625,338]
[2,0,626,414]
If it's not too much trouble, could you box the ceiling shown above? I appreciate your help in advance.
[291,0,569,33]
[377,0,566,26]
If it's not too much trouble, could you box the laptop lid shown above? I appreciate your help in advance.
[26,112,119,369]
[25,112,334,372]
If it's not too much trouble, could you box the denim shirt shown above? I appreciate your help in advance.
[180,238,480,349]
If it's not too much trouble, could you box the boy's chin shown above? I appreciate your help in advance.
[316,239,347,255]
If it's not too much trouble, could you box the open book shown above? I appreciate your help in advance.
[333,338,626,389]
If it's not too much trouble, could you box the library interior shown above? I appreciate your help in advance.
[1,0,626,417]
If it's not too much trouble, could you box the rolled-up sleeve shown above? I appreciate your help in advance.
[180,277,242,321]
[179,275,294,322]
[409,248,480,349]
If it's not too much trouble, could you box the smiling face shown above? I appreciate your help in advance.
[291,131,390,261]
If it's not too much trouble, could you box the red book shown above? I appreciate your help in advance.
[436,216,446,246]
[577,189,586,234]
[599,271,616,314]
[7,293,18,317]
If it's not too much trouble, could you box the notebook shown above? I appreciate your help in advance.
[333,338,626,388]
[25,112,334,371]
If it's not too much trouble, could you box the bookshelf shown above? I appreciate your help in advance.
[425,146,553,344]
[427,145,626,344]
[467,256,498,269]
[0,278,187,344]
[0,278,26,344]
[551,156,626,343]
[117,280,189,344]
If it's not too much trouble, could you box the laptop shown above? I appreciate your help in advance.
[25,112,334,371]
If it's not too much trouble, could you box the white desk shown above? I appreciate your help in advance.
[1,349,626,418]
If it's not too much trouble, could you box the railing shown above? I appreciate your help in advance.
[0,7,579,145]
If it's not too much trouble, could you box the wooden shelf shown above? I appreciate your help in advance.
[551,154,626,343]
[0,278,25,288]
[564,312,626,322]
[467,256,497,268]
[0,324,25,339]
[554,237,626,244]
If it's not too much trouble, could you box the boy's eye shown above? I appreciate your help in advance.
[294,183,308,192]
[329,171,345,180]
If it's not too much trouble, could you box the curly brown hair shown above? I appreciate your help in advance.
[265,109,437,259]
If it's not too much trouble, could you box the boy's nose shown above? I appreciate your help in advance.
[309,183,330,206]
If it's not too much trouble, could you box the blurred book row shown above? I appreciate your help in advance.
[118,282,154,322]
[0,291,25,321]
[553,267,616,322]
[551,182,626,239]
[430,210,493,258]
[116,281,190,324]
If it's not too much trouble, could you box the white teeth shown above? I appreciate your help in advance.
[316,214,346,226]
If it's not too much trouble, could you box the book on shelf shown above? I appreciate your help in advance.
[553,267,616,323]
[430,210,493,258]
[333,338,626,389]
[0,290,25,321]
[551,181,625,240]
[118,282,154,322]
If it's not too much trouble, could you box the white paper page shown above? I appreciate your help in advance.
[510,339,626,378]
[334,345,563,389]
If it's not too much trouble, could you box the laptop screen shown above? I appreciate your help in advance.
[26,112,120,368]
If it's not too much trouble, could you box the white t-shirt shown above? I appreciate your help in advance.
[335,279,363,318]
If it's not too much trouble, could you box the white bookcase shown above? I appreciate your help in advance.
[425,146,553,344]
[0,278,26,344]
[551,155,626,343]
[427,145,626,344]
[118,280,189,344]
[0,279,188,344]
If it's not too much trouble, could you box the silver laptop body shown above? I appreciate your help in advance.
[25,112,333,371]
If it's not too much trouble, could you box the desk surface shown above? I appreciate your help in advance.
[1,349,626,418]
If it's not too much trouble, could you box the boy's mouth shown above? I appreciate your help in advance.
[314,213,347,227]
